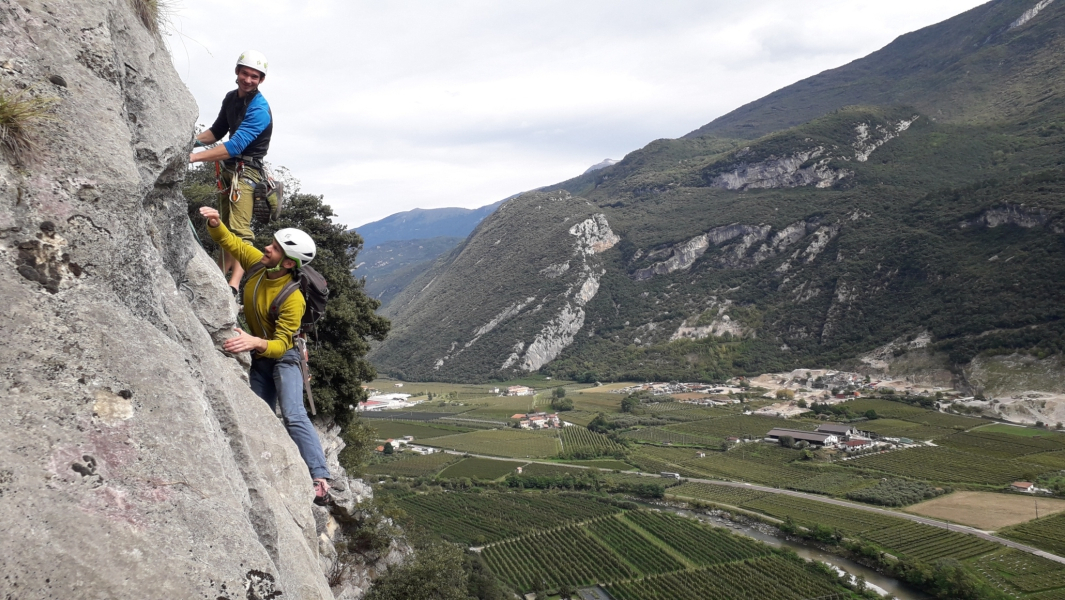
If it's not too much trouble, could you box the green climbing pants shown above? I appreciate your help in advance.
[217,162,262,243]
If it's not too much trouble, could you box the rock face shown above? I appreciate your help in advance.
[0,1,345,598]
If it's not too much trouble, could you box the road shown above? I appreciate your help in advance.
[439,450,1065,565]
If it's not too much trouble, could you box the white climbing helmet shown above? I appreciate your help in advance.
[274,228,315,268]
[236,50,269,77]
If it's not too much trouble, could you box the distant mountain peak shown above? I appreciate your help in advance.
[584,159,619,174]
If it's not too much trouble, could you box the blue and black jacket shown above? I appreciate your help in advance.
[208,89,272,163]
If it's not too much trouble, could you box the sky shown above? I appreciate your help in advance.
[167,0,989,228]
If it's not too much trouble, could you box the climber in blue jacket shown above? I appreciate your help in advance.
[189,49,273,293]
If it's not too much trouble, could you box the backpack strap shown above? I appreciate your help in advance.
[268,277,302,325]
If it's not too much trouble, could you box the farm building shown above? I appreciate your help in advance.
[765,428,839,446]
[816,423,859,437]
[844,439,871,451]
[1012,482,1035,493]
[508,385,534,396]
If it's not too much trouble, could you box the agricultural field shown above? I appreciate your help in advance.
[785,470,877,496]
[631,444,814,488]
[906,491,1065,530]
[570,391,626,413]
[977,424,1065,438]
[518,462,585,477]
[667,414,812,439]
[368,420,471,440]
[437,457,521,480]
[604,555,847,600]
[845,446,1048,485]
[938,431,1065,459]
[557,410,596,426]
[667,482,772,507]
[585,516,687,574]
[846,398,931,419]
[423,429,561,458]
[623,510,770,566]
[559,427,627,457]
[482,525,637,590]
[741,494,900,535]
[905,411,987,430]
[1024,450,1065,470]
[395,492,622,545]
[862,522,998,562]
[974,549,1065,596]
[621,426,722,447]
[363,452,458,478]
[1000,512,1065,557]
[560,459,635,471]
[860,418,954,440]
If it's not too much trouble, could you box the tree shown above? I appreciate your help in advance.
[551,397,574,411]
[778,435,795,449]
[865,409,879,420]
[364,542,469,600]
[775,389,795,401]
[796,398,808,408]
[620,395,640,413]
[383,442,393,455]
[552,386,566,399]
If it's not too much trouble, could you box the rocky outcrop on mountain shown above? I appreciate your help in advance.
[960,204,1061,231]
[0,1,361,598]
[710,147,850,190]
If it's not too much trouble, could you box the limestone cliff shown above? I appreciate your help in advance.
[0,1,362,597]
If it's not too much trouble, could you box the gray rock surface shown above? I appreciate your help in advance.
[0,1,334,597]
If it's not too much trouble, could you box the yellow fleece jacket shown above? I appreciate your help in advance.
[208,221,306,359]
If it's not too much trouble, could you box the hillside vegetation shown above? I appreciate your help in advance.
[371,0,1065,383]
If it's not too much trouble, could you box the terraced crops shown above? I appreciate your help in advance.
[846,446,1046,484]
[395,492,621,545]
[423,429,561,458]
[482,525,636,591]
[364,452,457,477]
[559,427,627,456]
[974,549,1065,594]
[585,516,686,574]
[862,522,997,562]
[605,555,846,600]
[438,457,520,480]
[1001,512,1065,557]
[624,510,770,566]
[742,495,900,535]
[667,482,771,506]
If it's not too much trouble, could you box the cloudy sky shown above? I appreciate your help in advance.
[169,0,987,228]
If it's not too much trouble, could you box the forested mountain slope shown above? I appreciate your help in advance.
[371,0,1065,384]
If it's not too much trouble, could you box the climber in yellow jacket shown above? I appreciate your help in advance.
[199,206,332,502]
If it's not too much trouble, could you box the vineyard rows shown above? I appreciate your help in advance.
[482,525,635,590]
[621,427,721,447]
[1001,512,1065,557]
[438,457,519,480]
[667,482,771,506]
[742,495,901,535]
[623,510,770,566]
[846,446,1045,484]
[974,550,1065,594]
[939,431,1065,459]
[559,427,627,455]
[604,556,844,600]
[586,517,687,574]
[861,418,954,440]
[396,492,620,545]
[424,429,561,458]
[862,522,997,562]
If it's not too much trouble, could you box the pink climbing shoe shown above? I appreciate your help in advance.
[313,479,331,505]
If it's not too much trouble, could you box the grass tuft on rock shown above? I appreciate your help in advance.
[0,86,57,164]
[128,0,167,33]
